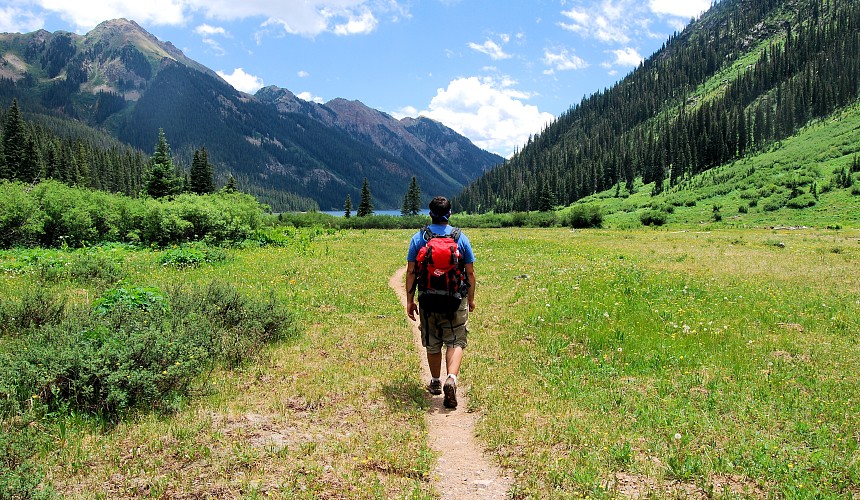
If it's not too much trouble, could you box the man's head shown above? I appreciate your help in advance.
[429,196,452,224]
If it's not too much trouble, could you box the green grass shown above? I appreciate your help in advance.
[2,227,859,497]
[574,102,860,231]
[469,228,860,497]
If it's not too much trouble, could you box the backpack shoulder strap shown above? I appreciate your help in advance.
[421,226,435,241]
[450,227,461,241]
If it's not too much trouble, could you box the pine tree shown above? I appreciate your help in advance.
[223,174,237,193]
[357,177,373,217]
[2,99,30,182]
[401,176,421,216]
[145,128,178,198]
[343,194,353,218]
[190,146,215,194]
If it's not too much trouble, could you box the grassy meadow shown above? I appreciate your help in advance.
[1,226,859,498]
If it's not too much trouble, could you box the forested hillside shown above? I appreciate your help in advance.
[454,0,859,213]
[0,19,502,212]
[0,99,147,195]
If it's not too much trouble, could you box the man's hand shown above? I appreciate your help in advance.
[468,299,476,312]
[407,301,419,321]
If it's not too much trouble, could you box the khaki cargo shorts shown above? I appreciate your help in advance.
[420,297,469,354]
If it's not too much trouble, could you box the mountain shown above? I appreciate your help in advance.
[454,0,860,214]
[0,19,502,211]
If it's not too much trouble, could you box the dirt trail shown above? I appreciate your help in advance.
[389,268,512,499]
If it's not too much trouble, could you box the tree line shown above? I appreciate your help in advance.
[0,99,224,198]
[454,0,859,213]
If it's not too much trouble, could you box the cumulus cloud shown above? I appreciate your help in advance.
[297,91,325,104]
[608,47,643,67]
[35,0,185,32]
[0,6,44,33]
[542,48,588,74]
[332,8,377,35]
[468,39,511,60]
[297,70,310,78]
[217,67,264,93]
[29,0,398,37]
[417,76,555,157]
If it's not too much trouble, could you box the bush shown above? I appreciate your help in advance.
[159,242,227,268]
[0,422,56,499]
[640,210,668,226]
[786,193,817,209]
[0,181,266,248]
[0,181,44,248]
[760,193,789,212]
[0,286,66,335]
[567,204,604,228]
[0,281,295,420]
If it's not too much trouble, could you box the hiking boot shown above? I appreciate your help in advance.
[443,377,458,409]
[427,378,442,395]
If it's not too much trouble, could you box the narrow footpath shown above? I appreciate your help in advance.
[389,268,512,499]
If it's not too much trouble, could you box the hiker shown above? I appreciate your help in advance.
[405,196,476,409]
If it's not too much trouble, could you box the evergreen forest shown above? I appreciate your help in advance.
[454,0,860,213]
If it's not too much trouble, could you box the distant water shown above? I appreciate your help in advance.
[322,210,407,217]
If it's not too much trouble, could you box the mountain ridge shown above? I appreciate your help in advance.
[0,19,503,211]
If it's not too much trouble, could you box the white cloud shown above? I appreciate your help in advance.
[29,0,399,37]
[297,70,310,78]
[0,6,44,33]
[194,24,228,36]
[333,8,377,35]
[649,0,711,19]
[194,24,229,55]
[608,47,643,67]
[418,76,555,157]
[468,39,511,60]
[559,3,631,44]
[217,67,264,93]
[297,91,325,104]
[543,48,588,74]
[35,0,185,32]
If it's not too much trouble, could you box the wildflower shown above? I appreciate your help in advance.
[673,433,682,441]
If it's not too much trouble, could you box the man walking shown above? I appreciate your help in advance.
[405,196,476,409]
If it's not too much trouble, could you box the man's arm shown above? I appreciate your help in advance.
[405,261,419,320]
[465,262,476,312]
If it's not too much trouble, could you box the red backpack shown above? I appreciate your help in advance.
[414,227,468,313]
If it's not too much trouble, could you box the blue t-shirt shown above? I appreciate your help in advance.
[406,224,475,264]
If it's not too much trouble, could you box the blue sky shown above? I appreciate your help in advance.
[1,0,712,157]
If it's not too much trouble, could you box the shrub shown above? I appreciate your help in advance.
[786,193,817,209]
[0,421,56,499]
[738,204,749,214]
[159,242,227,268]
[0,286,66,335]
[760,193,788,212]
[0,181,44,248]
[567,204,604,228]
[640,210,668,226]
[0,281,295,420]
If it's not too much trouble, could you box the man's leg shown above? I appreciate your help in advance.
[445,346,463,377]
[427,352,442,378]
